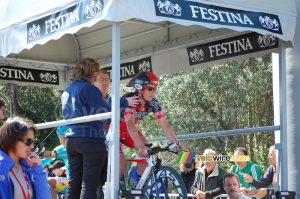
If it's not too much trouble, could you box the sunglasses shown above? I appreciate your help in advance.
[20,138,36,146]
[145,86,157,92]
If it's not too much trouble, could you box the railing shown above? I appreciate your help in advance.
[34,115,277,199]
[150,193,228,199]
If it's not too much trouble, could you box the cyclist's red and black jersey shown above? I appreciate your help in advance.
[119,92,165,148]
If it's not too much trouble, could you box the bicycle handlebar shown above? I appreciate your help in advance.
[147,141,181,156]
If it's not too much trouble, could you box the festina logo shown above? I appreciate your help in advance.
[102,57,152,81]
[154,0,282,35]
[0,65,59,85]
[0,68,34,80]
[208,38,253,58]
[120,65,135,77]
[189,6,254,25]
[187,32,278,65]
[45,9,80,34]
[104,65,135,78]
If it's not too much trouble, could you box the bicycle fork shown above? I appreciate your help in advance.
[150,166,160,198]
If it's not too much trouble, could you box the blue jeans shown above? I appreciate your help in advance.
[65,137,108,199]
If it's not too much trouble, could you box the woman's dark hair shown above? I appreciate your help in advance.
[0,116,38,153]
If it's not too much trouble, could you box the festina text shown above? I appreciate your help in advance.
[208,37,253,58]
[0,68,34,80]
[45,9,80,34]
[190,6,254,25]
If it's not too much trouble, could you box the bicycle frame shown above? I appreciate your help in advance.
[122,142,187,199]
[126,142,180,189]
[135,155,155,189]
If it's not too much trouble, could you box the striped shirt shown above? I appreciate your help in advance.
[230,161,262,189]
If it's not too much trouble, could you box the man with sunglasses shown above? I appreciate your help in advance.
[117,72,185,179]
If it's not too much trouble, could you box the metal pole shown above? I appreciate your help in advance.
[148,125,280,142]
[278,40,288,190]
[286,0,300,193]
[110,22,121,199]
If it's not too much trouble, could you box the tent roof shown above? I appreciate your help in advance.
[0,0,297,88]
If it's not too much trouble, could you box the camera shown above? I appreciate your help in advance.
[184,163,192,169]
[184,159,196,169]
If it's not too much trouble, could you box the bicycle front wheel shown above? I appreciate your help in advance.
[144,166,187,199]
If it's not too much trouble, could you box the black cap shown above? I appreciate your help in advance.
[49,160,66,170]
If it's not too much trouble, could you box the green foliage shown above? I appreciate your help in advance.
[0,85,63,150]
[1,54,274,174]
[121,54,274,173]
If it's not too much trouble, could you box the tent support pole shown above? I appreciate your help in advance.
[110,22,121,199]
[277,40,288,190]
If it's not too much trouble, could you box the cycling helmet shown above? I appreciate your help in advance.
[56,126,68,135]
[126,72,158,91]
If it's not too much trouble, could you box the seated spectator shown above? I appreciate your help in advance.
[223,173,250,199]
[44,163,55,177]
[191,149,226,199]
[43,126,68,166]
[47,160,69,199]
[0,116,51,199]
[180,158,197,193]
[230,147,262,190]
[242,145,276,198]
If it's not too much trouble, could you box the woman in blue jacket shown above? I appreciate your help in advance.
[0,116,51,199]
[62,58,139,199]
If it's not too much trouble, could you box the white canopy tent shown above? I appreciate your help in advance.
[0,0,296,85]
[0,0,297,198]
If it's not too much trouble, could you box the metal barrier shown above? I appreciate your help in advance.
[145,193,228,199]
[34,115,279,199]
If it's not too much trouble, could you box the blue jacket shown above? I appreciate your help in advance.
[0,150,51,199]
[62,80,128,139]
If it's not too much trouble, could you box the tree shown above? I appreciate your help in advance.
[121,54,274,172]
[0,85,63,149]
[0,54,274,172]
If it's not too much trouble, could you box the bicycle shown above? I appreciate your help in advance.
[119,141,188,199]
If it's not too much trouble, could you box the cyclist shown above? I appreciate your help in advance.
[118,72,185,178]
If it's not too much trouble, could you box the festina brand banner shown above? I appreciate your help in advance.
[0,65,59,85]
[187,32,278,65]
[27,0,104,43]
[102,57,152,80]
[154,0,282,35]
